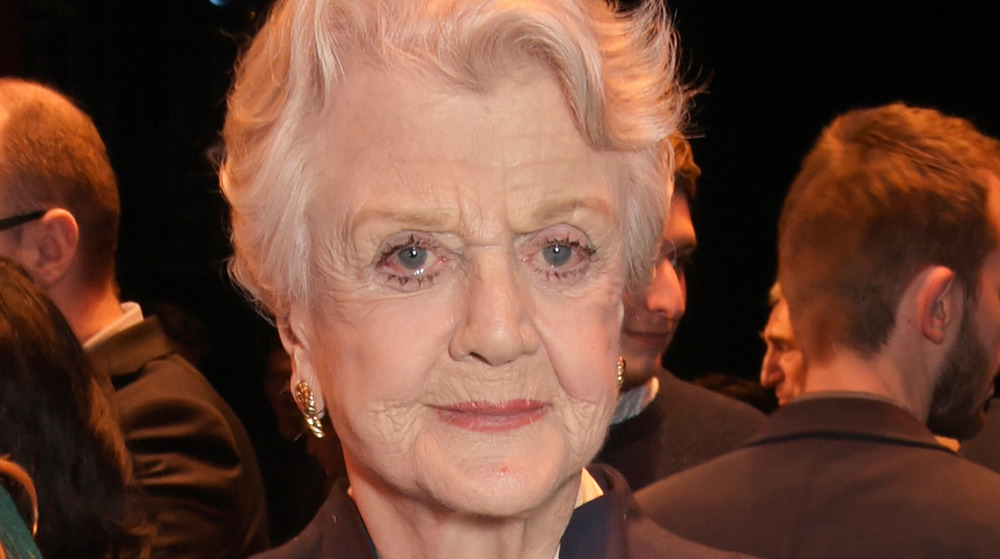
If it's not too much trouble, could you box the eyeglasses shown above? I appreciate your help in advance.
[0,210,46,232]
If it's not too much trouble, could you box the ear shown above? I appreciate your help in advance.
[916,265,960,345]
[277,307,326,413]
[20,209,79,288]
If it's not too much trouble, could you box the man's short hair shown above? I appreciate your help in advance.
[778,103,1000,362]
[0,78,120,283]
[670,134,700,202]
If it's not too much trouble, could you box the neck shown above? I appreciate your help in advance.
[48,276,124,343]
[348,463,579,559]
[801,350,931,422]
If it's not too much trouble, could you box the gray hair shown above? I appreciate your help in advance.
[220,0,687,319]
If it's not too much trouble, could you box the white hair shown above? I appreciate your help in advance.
[220,0,687,319]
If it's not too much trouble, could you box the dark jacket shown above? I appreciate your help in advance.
[597,373,766,490]
[638,396,1000,559]
[90,317,270,559]
[959,397,1000,473]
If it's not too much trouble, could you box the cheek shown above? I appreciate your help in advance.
[622,292,647,322]
[535,286,622,403]
[533,294,620,465]
[311,297,452,415]
[973,306,1000,368]
[783,352,806,386]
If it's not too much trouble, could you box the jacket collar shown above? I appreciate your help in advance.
[87,316,172,380]
[747,395,952,454]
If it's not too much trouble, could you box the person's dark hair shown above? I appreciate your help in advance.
[0,257,149,559]
[778,103,1000,362]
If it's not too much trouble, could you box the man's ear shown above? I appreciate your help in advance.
[21,208,78,288]
[917,265,960,344]
[277,308,326,413]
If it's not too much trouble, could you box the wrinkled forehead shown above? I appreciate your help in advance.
[304,62,628,241]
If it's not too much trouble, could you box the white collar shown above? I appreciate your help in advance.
[82,301,143,351]
[610,376,659,424]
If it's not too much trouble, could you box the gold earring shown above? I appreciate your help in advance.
[617,356,626,387]
[294,381,326,439]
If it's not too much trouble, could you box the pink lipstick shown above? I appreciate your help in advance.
[434,399,547,432]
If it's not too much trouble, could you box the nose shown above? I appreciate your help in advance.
[644,260,686,320]
[760,347,785,389]
[448,251,540,366]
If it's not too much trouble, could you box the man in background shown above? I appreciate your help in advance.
[0,78,269,558]
[639,103,1000,558]
[595,136,765,489]
[759,282,805,407]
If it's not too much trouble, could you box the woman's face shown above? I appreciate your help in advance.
[289,63,629,518]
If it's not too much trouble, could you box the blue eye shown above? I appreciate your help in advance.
[398,246,428,271]
[377,233,449,291]
[542,244,574,267]
[524,231,597,286]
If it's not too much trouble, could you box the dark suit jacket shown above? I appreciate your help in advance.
[252,464,753,559]
[89,317,269,559]
[637,396,1000,559]
[596,373,766,490]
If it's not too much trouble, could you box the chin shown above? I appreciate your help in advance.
[619,348,663,380]
[451,461,576,519]
[408,421,588,518]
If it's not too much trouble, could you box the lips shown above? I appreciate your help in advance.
[434,399,548,433]
[623,328,672,348]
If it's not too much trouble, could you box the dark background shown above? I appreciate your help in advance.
[2,0,1000,515]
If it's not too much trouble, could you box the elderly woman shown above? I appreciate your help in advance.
[221,1,746,557]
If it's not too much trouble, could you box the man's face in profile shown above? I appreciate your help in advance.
[759,298,805,407]
[620,194,695,384]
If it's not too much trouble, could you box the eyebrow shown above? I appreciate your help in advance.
[527,194,615,225]
[350,191,615,237]
[349,206,457,236]
[761,330,795,345]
